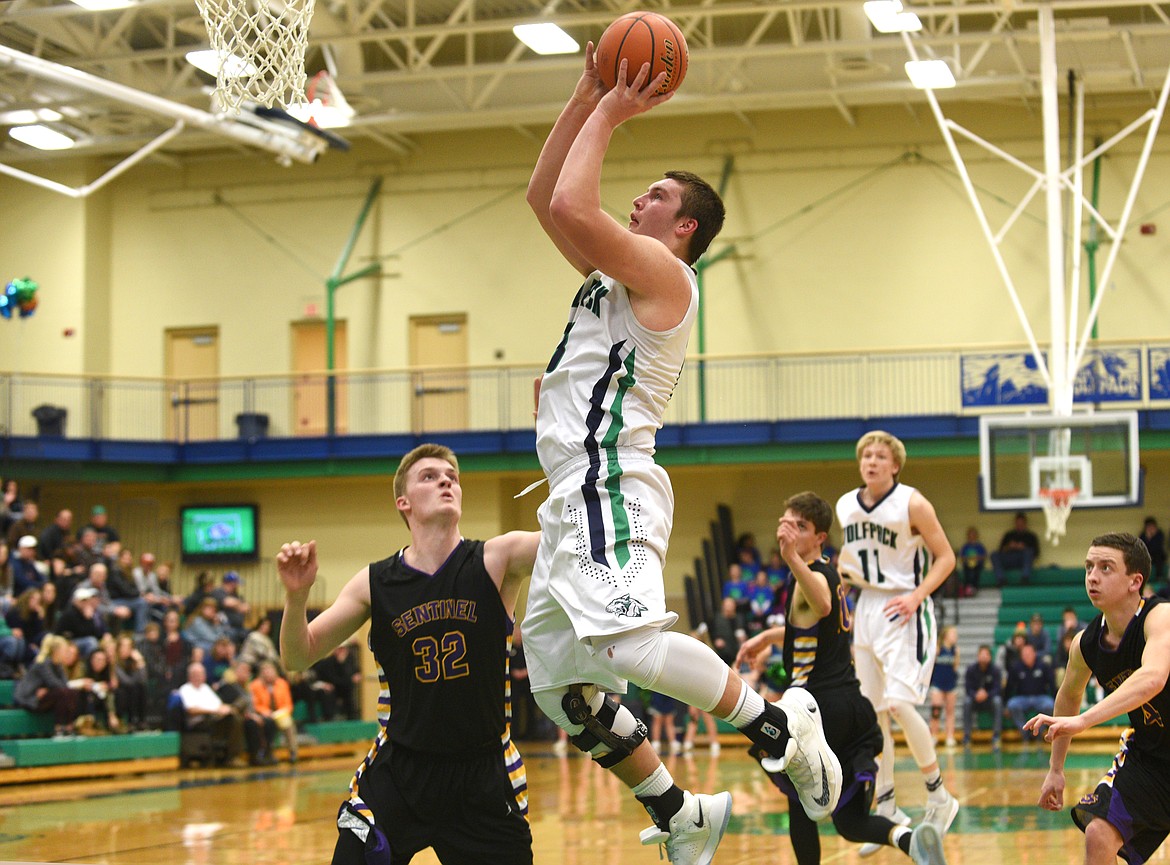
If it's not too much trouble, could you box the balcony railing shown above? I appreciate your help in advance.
[3,342,1168,443]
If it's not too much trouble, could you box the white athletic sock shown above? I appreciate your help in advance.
[722,685,766,729]
[632,764,675,799]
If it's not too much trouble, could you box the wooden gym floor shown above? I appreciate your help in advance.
[0,738,1164,865]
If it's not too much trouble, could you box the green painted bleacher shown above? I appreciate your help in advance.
[0,708,54,737]
[303,719,380,744]
[2,732,181,767]
[0,680,15,706]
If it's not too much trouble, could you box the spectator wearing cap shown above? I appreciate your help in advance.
[37,509,73,561]
[82,505,120,554]
[53,585,105,658]
[9,535,48,597]
[212,571,250,643]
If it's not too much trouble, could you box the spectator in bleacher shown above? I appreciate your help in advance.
[37,509,72,561]
[79,561,137,636]
[40,581,59,632]
[179,661,247,767]
[215,660,276,765]
[1139,516,1167,583]
[721,562,751,617]
[204,635,237,684]
[153,560,181,608]
[239,616,282,673]
[4,500,38,554]
[764,548,787,588]
[105,545,149,634]
[1026,612,1053,662]
[929,625,960,747]
[162,607,201,675]
[7,587,47,665]
[184,596,231,655]
[996,624,1028,677]
[82,505,119,554]
[80,645,121,733]
[133,553,181,622]
[647,690,681,755]
[991,511,1040,587]
[0,610,26,678]
[113,633,149,731]
[63,528,104,597]
[251,660,298,762]
[0,479,22,540]
[9,535,47,596]
[958,526,988,597]
[735,532,762,571]
[709,596,747,668]
[211,571,250,644]
[15,634,82,736]
[54,585,105,658]
[311,641,362,721]
[746,569,777,635]
[1005,643,1056,743]
[138,620,171,727]
[183,571,216,619]
[962,645,1003,748]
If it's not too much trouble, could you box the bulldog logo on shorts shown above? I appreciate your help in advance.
[605,593,648,618]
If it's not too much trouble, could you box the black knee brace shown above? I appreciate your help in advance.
[562,687,648,769]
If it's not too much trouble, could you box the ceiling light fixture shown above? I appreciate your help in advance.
[9,124,75,150]
[185,49,258,79]
[67,0,136,9]
[863,0,922,33]
[0,108,64,125]
[513,23,579,55]
[905,59,957,89]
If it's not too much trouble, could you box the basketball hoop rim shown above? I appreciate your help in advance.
[1039,487,1080,507]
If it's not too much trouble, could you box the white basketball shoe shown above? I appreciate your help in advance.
[759,687,843,822]
[638,790,732,865]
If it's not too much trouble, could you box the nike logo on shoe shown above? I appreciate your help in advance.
[695,801,705,828]
[814,760,831,807]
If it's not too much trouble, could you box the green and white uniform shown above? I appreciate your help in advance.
[836,482,937,710]
[524,263,696,695]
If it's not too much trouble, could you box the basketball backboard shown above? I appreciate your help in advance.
[979,411,1142,510]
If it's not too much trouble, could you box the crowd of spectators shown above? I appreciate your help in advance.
[1,480,361,764]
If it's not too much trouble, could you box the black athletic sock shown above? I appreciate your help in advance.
[897,830,912,854]
[637,785,686,832]
[740,702,791,758]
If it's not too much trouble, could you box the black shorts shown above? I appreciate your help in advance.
[760,685,883,815]
[1072,734,1170,865]
[332,741,532,865]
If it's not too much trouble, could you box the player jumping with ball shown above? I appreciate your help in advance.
[523,41,842,865]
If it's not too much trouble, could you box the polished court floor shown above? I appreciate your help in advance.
[0,738,1164,865]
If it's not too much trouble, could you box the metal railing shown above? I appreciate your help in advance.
[2,341,1167,442]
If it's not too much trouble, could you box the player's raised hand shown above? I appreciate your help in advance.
[571,42,607,106]
[276,540,318,595]
[1023,711,1087,742]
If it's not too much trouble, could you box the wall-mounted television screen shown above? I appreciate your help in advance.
[180,504,259,563]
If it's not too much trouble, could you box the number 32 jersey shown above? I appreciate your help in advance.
[835,483,926,593]
[368,540,512,753]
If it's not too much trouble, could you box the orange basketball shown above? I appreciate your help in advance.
[595,11,688,95]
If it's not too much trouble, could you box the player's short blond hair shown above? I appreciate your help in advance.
[392,443,459,526]
[855,430,906,475]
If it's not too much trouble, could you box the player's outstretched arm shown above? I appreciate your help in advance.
[483,530,541,616]
[777,519,831,619]
[527,42,607,276]
[1028,631,1090,808]
[735,626,785,671]
[277,540,371,671]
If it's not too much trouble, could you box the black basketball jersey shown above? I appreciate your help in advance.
[368,539,512,754]
[783,558,859,693]
[1079,596,1170,755]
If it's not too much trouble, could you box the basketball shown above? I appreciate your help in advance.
[595,11,688,95]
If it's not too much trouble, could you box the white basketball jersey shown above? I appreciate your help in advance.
[535,264,697,476]
[835,482,927,592]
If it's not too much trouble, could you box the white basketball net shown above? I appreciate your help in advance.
[195,0,316,111]
[1039,487,1078,545]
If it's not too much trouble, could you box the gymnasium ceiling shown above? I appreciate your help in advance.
[2,0,1170,166]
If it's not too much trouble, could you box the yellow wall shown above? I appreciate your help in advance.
[3,98,1169,375]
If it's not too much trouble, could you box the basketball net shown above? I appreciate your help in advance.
[1039,487,1078,545]
[195,0,316,112]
